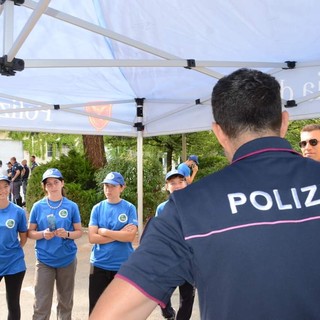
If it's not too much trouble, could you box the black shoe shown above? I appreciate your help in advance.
[165,310,176,320]
[161,303,175,319]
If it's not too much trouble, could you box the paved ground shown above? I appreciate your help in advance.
[0,229,200,320]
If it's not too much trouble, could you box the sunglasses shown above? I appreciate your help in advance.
[299,138,318,148]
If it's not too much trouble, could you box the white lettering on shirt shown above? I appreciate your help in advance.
[228,193,247,214]
[228,185,320,214]
[250,191,273,211]
[301,185,320,207]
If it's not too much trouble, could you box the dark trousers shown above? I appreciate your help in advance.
[0,270,26,320]
[161,282,195,320]
[176,282,195,320]
[89,265,117,315]
[11,180,22,202]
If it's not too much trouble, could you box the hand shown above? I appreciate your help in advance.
[55,228,68,238]
[98,228,108,236]
[43,228,55,240]
[192,164,199,173]
[122,223,137,232]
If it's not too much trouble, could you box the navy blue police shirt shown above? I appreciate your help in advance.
[12,162,23,181]
[117,137,320,319]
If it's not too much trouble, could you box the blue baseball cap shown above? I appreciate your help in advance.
[42,168,64,182]
[165,169,185,181]
[0,174,10,183]
[102,172,125,185]
[188,155,199,165]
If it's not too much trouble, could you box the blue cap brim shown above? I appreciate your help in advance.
[101,180,120,185]
[42,175,63,182]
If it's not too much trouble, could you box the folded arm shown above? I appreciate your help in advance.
[98,223,137,242]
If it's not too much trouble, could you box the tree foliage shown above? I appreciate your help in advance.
[7,131,82,159]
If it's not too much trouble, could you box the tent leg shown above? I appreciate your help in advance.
[137,131,144,241]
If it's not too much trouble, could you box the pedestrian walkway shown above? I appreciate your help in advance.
[0,229,200,319]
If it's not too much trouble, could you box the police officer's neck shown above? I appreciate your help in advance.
[226,130,280,162]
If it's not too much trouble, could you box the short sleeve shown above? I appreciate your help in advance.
[89,203,100,227]
[18,207,28,232]
[116,199,194,305]
[72,202,81,223]
[128,203,138,226]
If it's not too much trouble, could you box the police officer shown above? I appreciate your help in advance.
[9,157,23,207]
[90,69,320,320]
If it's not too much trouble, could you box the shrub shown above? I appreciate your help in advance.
[64,183,101,226]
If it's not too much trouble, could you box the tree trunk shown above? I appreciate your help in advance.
[82,135,107,169]
[166,148,173,171]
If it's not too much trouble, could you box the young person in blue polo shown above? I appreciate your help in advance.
[0,174,27,320]
[177,155,199,184]
[88,172,138,315]
[91,68,320,320]
[28,168,82,320]
[155,169,195,320]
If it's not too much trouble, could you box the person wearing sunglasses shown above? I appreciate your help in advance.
[300,124,320,161]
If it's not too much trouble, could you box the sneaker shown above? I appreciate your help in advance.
[161,307,176,319]
[166,309,176,320]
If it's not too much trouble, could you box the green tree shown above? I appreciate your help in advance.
[7,131,82,159]
[83,135,107,169]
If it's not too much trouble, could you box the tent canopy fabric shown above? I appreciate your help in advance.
[1,0,320,137]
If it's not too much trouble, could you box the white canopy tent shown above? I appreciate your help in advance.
[1,0,320,234]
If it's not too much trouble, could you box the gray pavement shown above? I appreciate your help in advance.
[0,229,200,320]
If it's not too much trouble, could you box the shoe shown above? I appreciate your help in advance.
[166,309,176,320]
[161,303,175,319]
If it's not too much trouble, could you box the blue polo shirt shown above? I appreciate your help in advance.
[89,199,138,271]
[29,197,81,268]
[0,202,27,276]
[155,200,168,217]
[117,137,320,319]
[177,163,190,178]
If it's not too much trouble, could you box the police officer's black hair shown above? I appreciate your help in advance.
[211,68,282,139]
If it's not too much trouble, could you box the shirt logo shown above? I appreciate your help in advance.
[118,213,128,223]
[6,219,15,228]
[59,209,68,218]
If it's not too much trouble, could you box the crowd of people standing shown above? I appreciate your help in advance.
[0,155,38,207]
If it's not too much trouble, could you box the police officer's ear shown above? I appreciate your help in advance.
[212,122,228,149]
[280,111,289,138]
